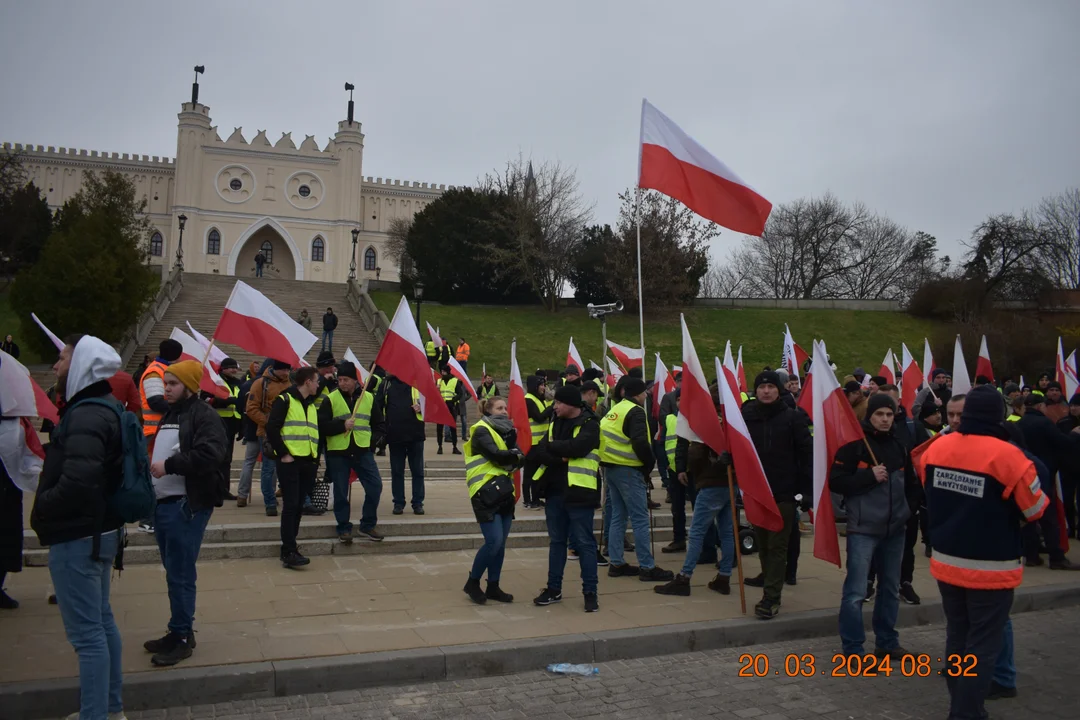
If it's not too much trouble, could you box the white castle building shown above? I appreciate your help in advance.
[3,80,449,283]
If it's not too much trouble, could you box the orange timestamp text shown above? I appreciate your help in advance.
[737,653,979,678]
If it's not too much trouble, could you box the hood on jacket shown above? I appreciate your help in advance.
[66,336,121,400]
[526,375,546,395]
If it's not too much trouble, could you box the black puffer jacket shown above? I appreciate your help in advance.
[469,417,523,523]
[530,408,601,507]
[740,398,813,503]
[31,381,125,548]
[160,394,230,512]
[382,378,426,444]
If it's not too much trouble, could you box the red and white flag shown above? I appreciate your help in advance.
[606,339,644,370]
[1064,350,1079,399]
[650,353,676,423]
[343,347,371,385]
[0,349,59,424]
[589,360,603,372]
[675,315,726,454]
[507,341,530,501]
[878,349,897,386]
[31,312,64,352]
[721,342,743,410]
[951,335,972,396]
[797,356,815,420]
[606,356,625,388]
[567,337,584,374]
[638,99,772,236]
[448,356,479,404]
[186,321,228,371]
[810,340,866,567]
[169,328,230,399]
[426,322,445,348]
[976,335,994,383]
[718,350,783,531]
[213,281,318,367]
[0,351,49,493]
[900,344,922,416]
[782,325,809,378]
[923,338,936,389]
[736,346,747,394]
[371,296,455,426]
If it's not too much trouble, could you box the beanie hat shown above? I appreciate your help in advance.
[754,370,781,390]
[961,385,1005,428]
[565,364,580,376]
[554,384,582,407]
[1024,393,1044,408]
[932,368,949,380]
[871,375,888,387]
[919,401,942,420]
[1047,380,1063,391]
[1070,393,1080,407]
[1003,383,1020,396]
[776,369,790,387]
[581,368,604,383]
[844,380,863,394]
[316,350,336,368]
[628,367,644,379]
[866,393,897,416]
[622,377,647,398]
[219,357,239,371]
[337,362,358,380]
[272,359,291,371]
[165,360,203,394]
[852,367,866,380]
[159,338,183,362]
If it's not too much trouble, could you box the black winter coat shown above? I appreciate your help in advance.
[160,394,230,512]
[1017,408,1080,479]
[469,419,522,523]
[530,409,601,507]
[322,312,338,331]
[382,378,427,444]
[829,421,920,537]
[740,399,813,503]
[31,381,125,548]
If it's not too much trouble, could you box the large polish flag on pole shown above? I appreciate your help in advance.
[675,315,726,454]
[878,349,897,386]
[186,321,228,371]
[447,356,479,404]
[810,340,866,567]
[426,322,444,348]
[342,347,371,385]
[371,296,455,426]
[567,337,584,374]
[899,344,922,416]
[1064,350,1079,399]
[782,325,809,378]
[1,350,59,424]
[507,340,530,501]
[718,350,783,531]
[169,328,230,398]
[213,281,317,367]
[638,99,772,236]
[951,335,972,396]
[606,339,644,370]
[736,346,748,394]
[650,353,676,424]
[976,336,994,383]
[923,338,937,388]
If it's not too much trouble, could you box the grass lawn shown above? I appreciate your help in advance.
[369,292,942,380]
[0,289,46,365]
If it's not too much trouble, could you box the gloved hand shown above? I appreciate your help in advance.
[716,451,733,466]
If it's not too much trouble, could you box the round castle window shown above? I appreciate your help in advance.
[229,178,243,191]
[298,185,311,198]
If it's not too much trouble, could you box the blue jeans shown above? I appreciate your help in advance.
[839,531,905,654]
[321,330,334,352]
[49,531,123,720]
[471,513,512,583]
[993,617,1015,688]
[606,465,655,569]
[326,453,383,533]
[255,264,263,277]
[681,486,735,578]
[602,475,612,547]
[390,441,425,508]
[545,494,598,594]
[154,500,213,636]
[260,454,277,508]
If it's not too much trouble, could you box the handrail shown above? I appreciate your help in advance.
[346,277,390,344]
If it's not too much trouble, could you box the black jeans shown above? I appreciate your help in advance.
[437,423,458,448]
[278,457,317,556]
[522,458,539,506]
[938,581,1013,720]
[669,474,695,542]
[786,503,801,580]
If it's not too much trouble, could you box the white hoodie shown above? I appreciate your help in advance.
[66,336,122,400]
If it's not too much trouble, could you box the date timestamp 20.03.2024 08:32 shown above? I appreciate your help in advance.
[738,653,978,678]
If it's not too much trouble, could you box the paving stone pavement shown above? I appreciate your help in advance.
[124,607,1078,720]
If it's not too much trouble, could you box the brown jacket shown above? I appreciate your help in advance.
[851,395,868,422]
[245,370,291,436]
[686,441,733,490]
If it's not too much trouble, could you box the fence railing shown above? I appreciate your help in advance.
[346,278,390,343]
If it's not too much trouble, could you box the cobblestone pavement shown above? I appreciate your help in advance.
[128,608,1077,720]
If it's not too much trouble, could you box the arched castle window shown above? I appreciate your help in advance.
[364,246,377,271]
[207,228,221,255]
[260,240,274,265]
[311,237,325,262]
[149,232,163,257]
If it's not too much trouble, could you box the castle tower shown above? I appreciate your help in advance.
[331,116,365,229]
[173,91,213,244]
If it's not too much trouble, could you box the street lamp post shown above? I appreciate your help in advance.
[175,214,187,271]
[349,227,359,281]
[375,266,381,281]
[414,282,424,329]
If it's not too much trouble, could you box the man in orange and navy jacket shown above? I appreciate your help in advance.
[916,385,1048,720]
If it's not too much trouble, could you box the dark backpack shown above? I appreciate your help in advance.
[63,397,156,523]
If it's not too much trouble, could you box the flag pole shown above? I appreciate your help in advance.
[635,187,646,364]
[727,465,747,615]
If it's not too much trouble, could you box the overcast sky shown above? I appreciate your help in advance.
[2,1,1078,263]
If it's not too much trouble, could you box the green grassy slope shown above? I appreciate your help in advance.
[370,292,941,380]
[0,290,45,365]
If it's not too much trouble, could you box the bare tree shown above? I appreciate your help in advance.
[834,215,917,299]
[1035,188,1080,289]
[385,217,413,279]
[480,155,593,312]
[698,254,752,297]
[0,150,27,201]
[962,212,1055,302]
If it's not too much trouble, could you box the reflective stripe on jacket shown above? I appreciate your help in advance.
[325,389,373,451]
[281,394,319,458]
[464,418,507,498]
[599,399,644,467]
[139,360,169,436]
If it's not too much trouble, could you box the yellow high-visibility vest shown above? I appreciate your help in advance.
[463,418,508,498]
[280,394,319,458]
[532,424,599,491]
[526,392,550,445]
[664,413,678,471]
[325,390,374,451]
[438,377,459,403]
[216,383,241,420]
[599,399,644,467]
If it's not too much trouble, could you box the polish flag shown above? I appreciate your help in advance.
[589,360,603,372]
[797,359,814,420]
[923,338,937,389]
[951,335,972,396]
[448,356,479,404]
[718,351,783,531]
[186,321,228,371]
[782,325,809,378]
[371,296,455,426]
[426,322,445,348]
[810,340,865,567]
[860,373,871,391]
[213,281,318,367]
[675,315,726,454]
[899,344,922,416]
[736,346,747,394]
[31,312,64,352]
[507,340,530,501]
[878,349,897,386]
[343,347,371,385]
[567,338,584,374]
[976,336,994,384]
[1064,350,1079,399]
[606,339,644,370]
[1,349,59,424]
[169,328,230,399]
[0,351,50,493]
[606,356,625,388]
[650,353,676,425]
[638,99,772,236]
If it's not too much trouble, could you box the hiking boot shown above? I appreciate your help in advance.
[785,574,797,586]
[437,446,444,455]
[664,490,672,504]
[413,505,425,515]
[707,573,731,595]
[338,531,353,544]
[485,581,514,603]
[647,499,662,510]
[356,527,384,542]
[924,543,932,558]
[754,599,780,620]
[661,540,686,553]
[452,447,462,455]
[596,551,610,567]
[143,631,196,654]
[393,505,404,515]
[301,505,322,516]
[874,646,909,661]
[1024,556,1044,567]
[0,590,18,610]
[654,573,691,596]
[639,566,675,583]
[1049,557,1080,570]
[987,681,1018,700]
[864,583,876,602]
[584,592,599,612]
[224,491,237,501]
[265,505,278,517]
[237,497,247,508]
[608,563,640,577]
[744,573,764,587]
[281,551,310,569]
[899,581,921,605]
[463,577,487,605]
[151,634,193,667]
[533,587,563,606]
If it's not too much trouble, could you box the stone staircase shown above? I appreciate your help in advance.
[126,273,381,374]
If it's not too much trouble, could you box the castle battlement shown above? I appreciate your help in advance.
[362,176,457,192]
[2,142,176,167]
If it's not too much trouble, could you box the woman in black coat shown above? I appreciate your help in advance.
[462,397,523,605]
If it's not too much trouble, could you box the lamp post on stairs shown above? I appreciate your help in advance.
[349,227,359,281]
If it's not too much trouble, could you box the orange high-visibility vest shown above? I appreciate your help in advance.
[139,360,169,437]
[456,343,470,362]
